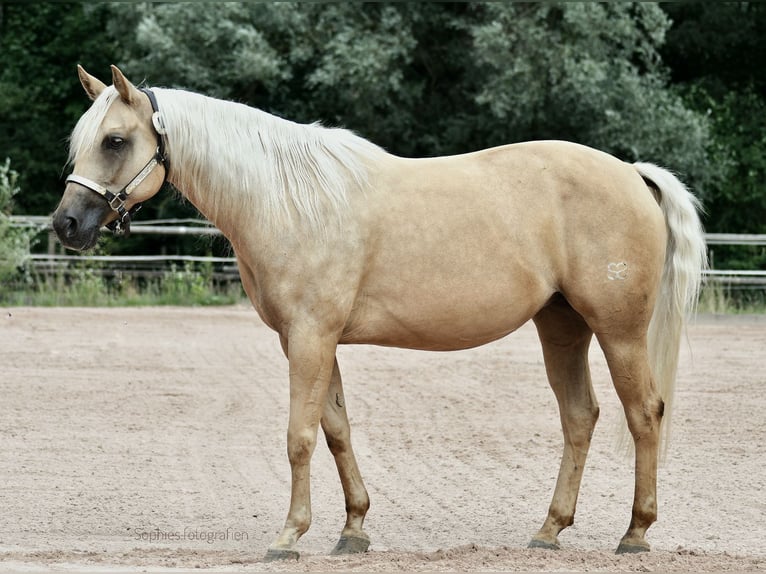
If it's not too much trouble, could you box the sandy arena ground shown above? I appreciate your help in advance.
[0,306,764,572]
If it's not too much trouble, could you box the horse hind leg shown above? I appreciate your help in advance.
[529,296,599,550]
[321,359,371,555]
[597,332,663,554]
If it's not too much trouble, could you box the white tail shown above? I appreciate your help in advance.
[622,163,708,458]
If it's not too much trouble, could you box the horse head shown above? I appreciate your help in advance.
[52,65,168,250]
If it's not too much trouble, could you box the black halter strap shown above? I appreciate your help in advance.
[140,87,170,177]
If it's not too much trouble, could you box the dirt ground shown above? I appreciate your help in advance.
[1,306,764,572]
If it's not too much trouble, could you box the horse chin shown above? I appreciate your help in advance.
[70,228,101,252]
[55,224,101,252]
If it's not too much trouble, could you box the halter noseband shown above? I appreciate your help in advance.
[65,87,169,235]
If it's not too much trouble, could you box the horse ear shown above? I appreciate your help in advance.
[110,65,140,105]
[77,65,107,101]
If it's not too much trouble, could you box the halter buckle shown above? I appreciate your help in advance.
[106,203,142,236]
[152,111,167,135]
[108,192,126,211]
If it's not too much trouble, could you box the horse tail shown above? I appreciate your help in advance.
[629,162,708,458]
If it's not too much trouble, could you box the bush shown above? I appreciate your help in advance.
[0,158,33,283]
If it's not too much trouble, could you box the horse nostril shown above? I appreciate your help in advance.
[53,212,79,240]
[63,216,79,238]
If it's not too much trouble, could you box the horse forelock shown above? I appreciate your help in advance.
[68,87,120,165]
[153,88,385,232]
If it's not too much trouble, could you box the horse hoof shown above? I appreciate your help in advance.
[528,537,560,550]
[263,547,300,562]
[331,535,370,555]
[616,539,651,554]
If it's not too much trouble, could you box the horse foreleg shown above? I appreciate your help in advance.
[530,301,598,550]
[321,359,371,555]
[599,335,662,554]
[265,332,337,562]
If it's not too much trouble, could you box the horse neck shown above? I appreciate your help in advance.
[156,88,383,242]
[156,89,268,236]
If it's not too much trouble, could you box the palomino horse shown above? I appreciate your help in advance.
[53,66,707,560]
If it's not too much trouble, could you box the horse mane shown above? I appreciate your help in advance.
[152,88,387,232]
[68,86,121,165]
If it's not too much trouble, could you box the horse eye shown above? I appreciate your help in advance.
[104,135,126,151]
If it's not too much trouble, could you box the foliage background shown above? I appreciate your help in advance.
[0,2,764,269]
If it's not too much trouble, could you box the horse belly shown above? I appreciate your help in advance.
[342,293,547,351]
[341,237,555,351]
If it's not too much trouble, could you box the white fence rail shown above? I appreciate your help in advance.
[705,233,766,246]
[10,215,223,236]
[9,216,766,287]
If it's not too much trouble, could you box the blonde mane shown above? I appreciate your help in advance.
[153,88,386,231]
[68,86,120,165]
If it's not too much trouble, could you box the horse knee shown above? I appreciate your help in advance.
[585,404,600,426]
[566,404,600,448]
[325,431,350,457]
[287,429,317,466]
[625,397,664,440]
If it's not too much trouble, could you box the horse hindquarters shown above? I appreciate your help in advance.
[536,161,705,553]
[544,255,665,553]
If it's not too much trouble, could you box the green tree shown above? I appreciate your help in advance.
[0,2,116,214]
[0,1,718,241]
[661,2,766,97]
[464,3,710,189]
[661,2,766,237]
[0,2,202,256]
[107,2,711,193]
[0,158,32,282]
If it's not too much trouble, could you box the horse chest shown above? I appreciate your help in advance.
[237,247,363,337]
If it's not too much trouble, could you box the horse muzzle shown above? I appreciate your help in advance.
[52,188,112,251]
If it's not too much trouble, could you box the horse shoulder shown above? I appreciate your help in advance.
[235,225,368,340]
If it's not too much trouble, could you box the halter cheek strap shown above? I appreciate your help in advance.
[64,87,169,236]
[140,87,169,166]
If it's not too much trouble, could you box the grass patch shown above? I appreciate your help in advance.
[698,281,766,314]
[2,263,244,307]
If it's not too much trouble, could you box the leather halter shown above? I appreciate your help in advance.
[65,87,169,235]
